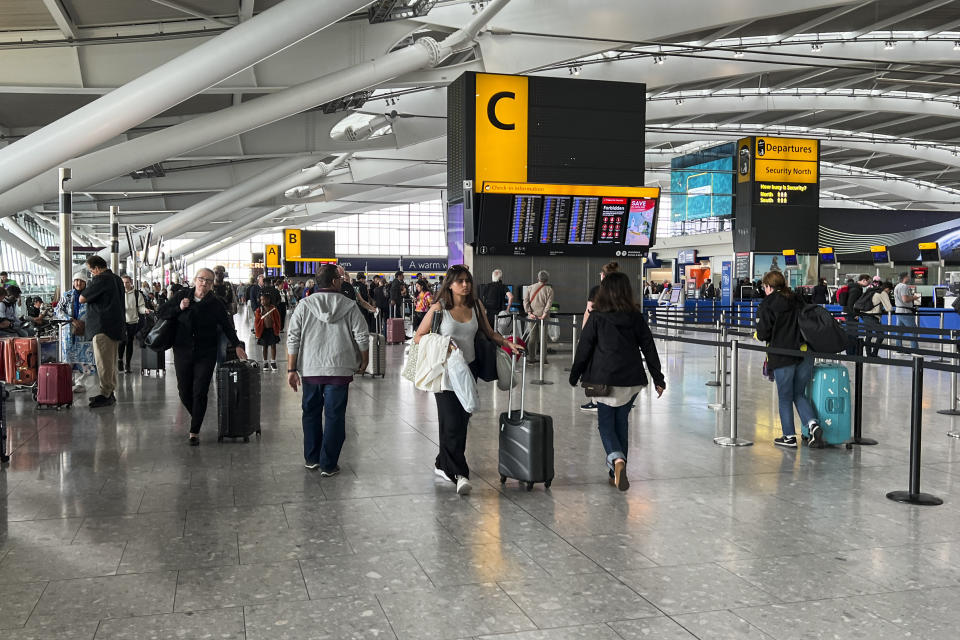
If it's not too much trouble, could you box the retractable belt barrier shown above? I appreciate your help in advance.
[648,328,958,507]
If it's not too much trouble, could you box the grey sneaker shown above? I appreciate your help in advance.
[320,466,340,477]
[304,462,320,470]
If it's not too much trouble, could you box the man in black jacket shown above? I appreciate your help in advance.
[843,274,871,356]
[699,278,716,299]
[79,255,125,408]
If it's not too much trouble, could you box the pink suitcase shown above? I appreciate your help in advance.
[386,318,406,344]
[36,363,73,409]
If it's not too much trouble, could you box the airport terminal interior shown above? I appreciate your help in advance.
[3,1,960,639]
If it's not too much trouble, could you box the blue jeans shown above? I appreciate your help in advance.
[302,382,349,470]
[772,358,817,437]
[596,394,638,472]
[895,313,918,349]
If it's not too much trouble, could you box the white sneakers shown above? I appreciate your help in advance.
[434,466,472,495]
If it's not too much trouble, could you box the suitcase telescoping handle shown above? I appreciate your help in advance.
[507,351,527,420]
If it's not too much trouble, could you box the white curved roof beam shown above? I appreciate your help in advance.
[40,0,78,40]
[775,0,874,41]
[0,0,372,198]
[846,0,955,39]
[695,20,755,46]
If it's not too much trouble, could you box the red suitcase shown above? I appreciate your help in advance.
[13,338,38,386]
[37,363,73,409]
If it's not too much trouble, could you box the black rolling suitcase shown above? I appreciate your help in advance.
[140,348,165,376]
[498,354,554,491]
[216,360,261,442]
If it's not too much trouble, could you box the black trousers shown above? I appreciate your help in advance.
[117,322,138,369]
[844,313,861,356]
[173,347,218,434]
[862,315,884,357]
[276,301,287,331]
[434,390,471,480]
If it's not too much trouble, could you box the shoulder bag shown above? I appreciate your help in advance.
[581,382,612,397]
[144,317,177,352]
[472,301,499,382]
[402,307,443,383]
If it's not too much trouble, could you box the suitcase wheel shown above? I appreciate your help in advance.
[256,431,261,437]
[0,455,9,464]
[525,482,534,492]
[500,475,507,484]
[243,437,250,443]
[217,436,224,442]
[544,481,551,489]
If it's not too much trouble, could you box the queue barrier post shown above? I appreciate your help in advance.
[933,313,947,363]
[706,312,724,387]
[708,335,728,411]
[564,314,578,373]
[887,355,943,506]
[845,339,878,448]
[941,338,960,422]
[531,317,553,386]
[713,338,753,447]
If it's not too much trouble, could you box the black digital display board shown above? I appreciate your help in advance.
[475,182,660,257]
[753,182,818,207]
[299,230,336,260]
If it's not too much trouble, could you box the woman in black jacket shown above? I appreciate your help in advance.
[812,278,829,304]
[755,271,822,449]
[157,268,247,445]
[569,273,665,491]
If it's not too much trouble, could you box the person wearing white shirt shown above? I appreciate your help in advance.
[119,275,150,373]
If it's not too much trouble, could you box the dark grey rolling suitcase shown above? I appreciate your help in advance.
[216,360,261,442]
[140,347,165,376]
[365,317,385,378]
[498,354,554,491]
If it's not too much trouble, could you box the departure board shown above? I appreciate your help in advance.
[510,195,541,243]
[474,182,660,257]
[597,197,627,243]
[568,196,599,244]
[540,195,571,244]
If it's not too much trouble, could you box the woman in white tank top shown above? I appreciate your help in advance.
[414,265,523,495]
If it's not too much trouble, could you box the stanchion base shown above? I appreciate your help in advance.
[531,380,554,386]
[937,409,960,416]
[886,490,943,506]
[947,431,960,439]
[705,381,721,387]
[713,436,753,447]
[844,437,878,447]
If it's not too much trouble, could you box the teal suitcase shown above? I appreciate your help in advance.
[803,363,852,445]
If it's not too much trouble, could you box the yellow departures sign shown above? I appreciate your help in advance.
[475,73,528,187]
[754,136,819,184]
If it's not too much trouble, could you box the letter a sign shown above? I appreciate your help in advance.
[265,244,281,268]
[284,229,301,260]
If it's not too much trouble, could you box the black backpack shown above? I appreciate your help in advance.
[481,282,505,311]
[798,304,847,353]
[853,286,881,313]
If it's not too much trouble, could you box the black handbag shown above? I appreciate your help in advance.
[581,382,612,397]
[471,301,498,382]
[144,317,177,352]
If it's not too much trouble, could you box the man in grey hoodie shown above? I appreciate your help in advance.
[287,264,370,474]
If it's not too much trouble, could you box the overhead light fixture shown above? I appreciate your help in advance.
[811,41,823,52]
[128,163,165,180]
[653,55,666,64]
[368,0,438,23]
[675,97,684,105]
[320,90,372,115]
[884,40,896,50]
[734,50,744,58]
[954,41,960,50]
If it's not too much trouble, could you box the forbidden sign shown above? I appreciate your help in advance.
[265,244,281,268]
[283,229,301,260]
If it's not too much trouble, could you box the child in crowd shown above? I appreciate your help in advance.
[255,293,281,370]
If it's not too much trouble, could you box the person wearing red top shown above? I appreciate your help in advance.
[255,293,281,371]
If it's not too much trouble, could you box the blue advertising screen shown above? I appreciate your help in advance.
[447,201,464,266]
[670,156,734,222]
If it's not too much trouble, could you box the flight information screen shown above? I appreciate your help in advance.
[568,196,599,244]
[510,195,541,243]
[540,195,571,244]
[475,182,659,257]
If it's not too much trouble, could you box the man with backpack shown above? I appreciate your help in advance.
[479,269,512,331]
[843,274,871,355]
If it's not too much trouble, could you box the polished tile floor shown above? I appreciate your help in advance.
[2,314,960,639]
